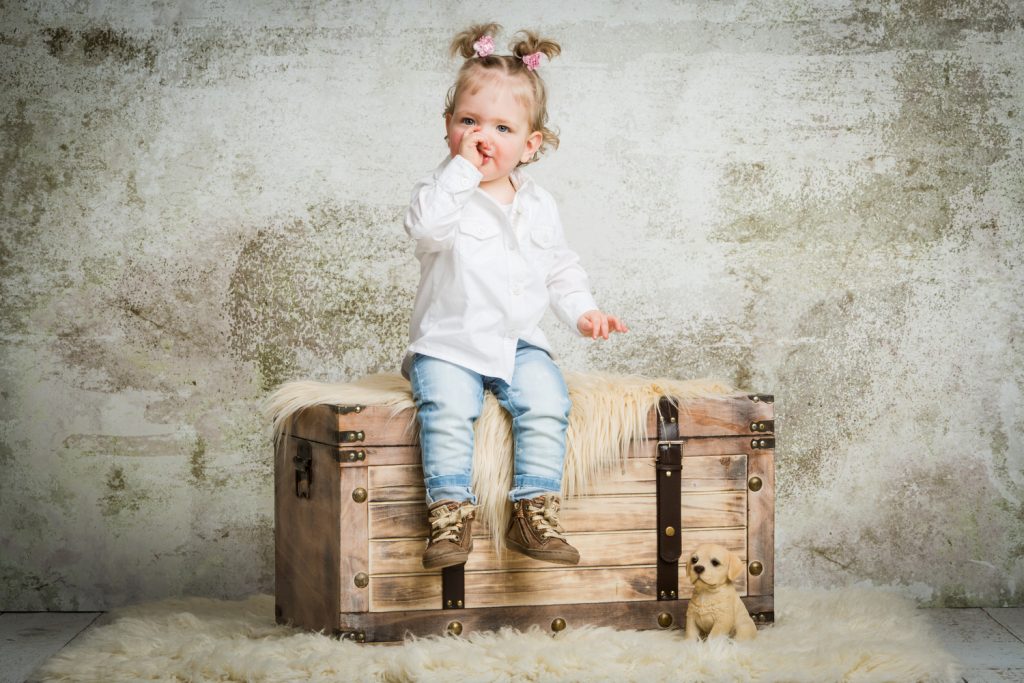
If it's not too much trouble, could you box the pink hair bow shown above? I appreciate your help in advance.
[522,51,543,71]
[473,35,495,58]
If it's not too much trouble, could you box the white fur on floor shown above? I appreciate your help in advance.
[262,372,736,551]
[36,588,960,683]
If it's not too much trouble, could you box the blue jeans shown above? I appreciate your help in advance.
[409,341,572,505]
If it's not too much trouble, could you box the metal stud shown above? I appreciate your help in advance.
[446,599,453,608]
[551,618,567,633]
[657,612,673,628]
[669,416,676,423]
[759,439,766,447]
[664,526,676,537]
[752,395,760,402]
[750,422,758,431]
[659,590,666,599]
[447,621,463,636]
[665,470,672,478]
[352,487,367,503]
[748,476,763,492]
[457,599,463,608]
[354,572,369,588]
[749,561,764,576]
[751,439,757,448]
[670,590,677,598]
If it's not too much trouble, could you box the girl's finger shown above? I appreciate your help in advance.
[601,315,609,339]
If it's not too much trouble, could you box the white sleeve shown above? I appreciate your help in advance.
[403,156,482,253]
[544,203,599,334]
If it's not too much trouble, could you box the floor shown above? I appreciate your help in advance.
[1,607,1021,682]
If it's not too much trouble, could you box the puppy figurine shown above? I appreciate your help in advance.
[684,543,757,641]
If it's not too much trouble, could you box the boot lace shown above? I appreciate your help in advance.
[526,496,567,541]
[430,503,475,543]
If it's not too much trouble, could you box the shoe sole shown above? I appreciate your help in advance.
[505,538,580,565]
[422,555,469,570]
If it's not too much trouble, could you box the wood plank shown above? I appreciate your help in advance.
[746,449,774,596]
[368,492,747,540]
[370,565,748,611]
[370,528,746,575]
[339,595,774,642]
[339,466,369,612]
[290,405,418,447]
[367,456,747,502]
[274,437,341,633]
[645,394,774,438]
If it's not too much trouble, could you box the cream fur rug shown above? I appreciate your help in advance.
[262,372,735,550]
[34,587,961,682]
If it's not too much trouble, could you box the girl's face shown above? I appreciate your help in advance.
[445,74,543,186]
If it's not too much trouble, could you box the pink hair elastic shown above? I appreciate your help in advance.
[473,35,495,58]
[522,51,543,71]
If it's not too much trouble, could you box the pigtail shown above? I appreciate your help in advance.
[509,30,561,62]
[449,23,503,59]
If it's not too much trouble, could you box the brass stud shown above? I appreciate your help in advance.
[447,621,463,636]
[664,526,676,537]
[749,561,764,576]
[669,416,676,423]
[348,451,358,462]
[356,631,365,643]
[750,422,758,432]
[551,618,567,633]
[748,476,763,492]
[457,600,463,608]
[446,599,453,607]
[670,590,677,598]
[751,439,757,448]
[659,590,666,599]
[352,487,367,503]
[752,395,760,402]
[357,431,364,440]
[665,470,672,478]
[759,439,766,447]
[657,612,673,628]
[356,450,366,461]
[758,422,766,431]
[354,405,362,413]
[354,572,369,588]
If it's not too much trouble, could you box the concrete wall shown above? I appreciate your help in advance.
[1,1,1021,610]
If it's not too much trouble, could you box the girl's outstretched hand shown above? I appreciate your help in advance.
[577,310,629,339]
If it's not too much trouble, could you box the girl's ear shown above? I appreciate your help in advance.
[520,130,543,163]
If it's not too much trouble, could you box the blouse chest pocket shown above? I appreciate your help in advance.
[528,225,559,270]
[460,220,501,241]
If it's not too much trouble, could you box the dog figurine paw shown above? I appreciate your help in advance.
[684,543,757,641]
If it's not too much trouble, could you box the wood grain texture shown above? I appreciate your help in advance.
[274,435,341,632]
[368,493,747,540]
[747,448,775,597]
[645,395,775,438]
[340,595,774,642]
[369,566,749,612]
[370,528,746,575]
[339,466,369,612]
[368,455,747,502]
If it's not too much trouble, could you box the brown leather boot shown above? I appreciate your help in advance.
[422,499,476,570]
[506,495,580,565]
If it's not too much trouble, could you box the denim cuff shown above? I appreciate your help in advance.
[509,475,563,502]
[424,474,476,505]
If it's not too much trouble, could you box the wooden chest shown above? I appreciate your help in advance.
[274,393,775,642]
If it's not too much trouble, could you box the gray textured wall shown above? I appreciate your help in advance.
[1,1,1021,610]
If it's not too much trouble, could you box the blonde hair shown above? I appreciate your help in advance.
[444,23,561,165]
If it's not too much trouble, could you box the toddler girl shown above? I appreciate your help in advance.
[401,23,628,570]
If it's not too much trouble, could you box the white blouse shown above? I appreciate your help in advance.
[401,155,598,383]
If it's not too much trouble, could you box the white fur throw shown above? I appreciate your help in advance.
[262,372,735,550]
[35,587,962,682]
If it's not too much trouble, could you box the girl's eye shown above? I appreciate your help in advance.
[497,124,510,133]
[460,117,475,126]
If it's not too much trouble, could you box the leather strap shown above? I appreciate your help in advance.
[441,564,465,609]
[656,398,682,600]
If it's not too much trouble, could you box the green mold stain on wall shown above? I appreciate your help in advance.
[40,26,158,70]
[227,200,415,391]
[99,465,151,517]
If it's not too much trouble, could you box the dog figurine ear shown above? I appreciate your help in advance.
[728,552,745,582]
